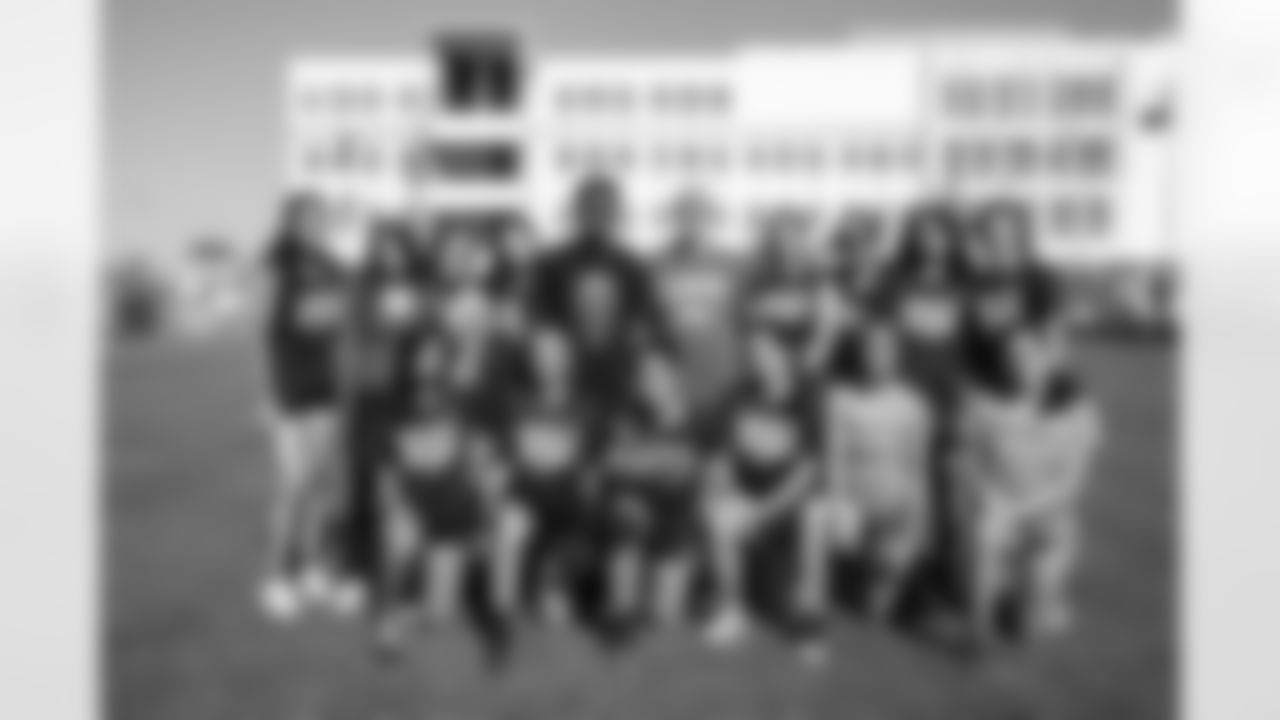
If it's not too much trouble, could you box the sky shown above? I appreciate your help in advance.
[108,0,1176,257]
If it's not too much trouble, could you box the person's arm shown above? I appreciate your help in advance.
[1028,403,1104,513]
[630,256,676,354]
[705,454,738,503]
[821,390,852,499]
[759,458,818,522]
[805,288,846,376]
[948,396,988,492]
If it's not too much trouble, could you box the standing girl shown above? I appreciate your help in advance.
[258,193,348,622]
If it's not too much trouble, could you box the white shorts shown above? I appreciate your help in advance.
[812,493,928,567]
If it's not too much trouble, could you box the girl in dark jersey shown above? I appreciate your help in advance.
[959,199,1068,394]
[737,213,826,376]
[338,218,429,610]
[436,224,527,434]
[490,329,597,626]
[811,209,893,381]
[597,351,702,628]
[702,327,820,650]
[259,193,349,623]
[377,330,502,644]
[878,202,974,617]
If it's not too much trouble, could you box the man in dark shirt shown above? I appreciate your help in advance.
[527,175,673,422]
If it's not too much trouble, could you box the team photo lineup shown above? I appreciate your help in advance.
[258,172,1103,667]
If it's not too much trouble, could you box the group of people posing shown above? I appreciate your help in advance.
[258,175,1103,666]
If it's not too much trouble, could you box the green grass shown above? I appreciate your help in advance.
[107,335,1176,720]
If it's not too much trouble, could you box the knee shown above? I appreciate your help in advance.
[705,496,753,543]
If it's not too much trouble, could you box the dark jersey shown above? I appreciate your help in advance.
[881,277,967,408]
[392,383,477,486]
[715,380,817,497]
[504,389,595,484]
[529,238,671,356]
[263,238,346,409]
[346,274,425,403]
[739,267,823,353]
[603,402,701,490]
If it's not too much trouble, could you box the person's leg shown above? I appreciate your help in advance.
[650,490,699,626]
[1023,510,1080,638]
[425,543,466,623]
[371,495,422,657]
[294,410,348,608]
[869,504,928,623]
[703,493,756,647]
[653,556,693,626]
[966,494,1020,647]
[260,409,332,619]
[795,498,859,622]
[490,499,534,621]
[342,397,386,592]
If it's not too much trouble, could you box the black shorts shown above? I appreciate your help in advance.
[512,477,587,549]
[596,479,700,558]
[268,343,338,413]
[403,475,487,545]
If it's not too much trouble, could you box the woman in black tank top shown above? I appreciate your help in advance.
[882,202,971,411]
[258,193,350,622]
[878,201,974,618]
[738,215,824,373]
[959,199,1068,395]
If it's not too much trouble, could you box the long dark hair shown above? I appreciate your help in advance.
[361,217,418,284]
[884,200,968,289]
[966,198,1039,276]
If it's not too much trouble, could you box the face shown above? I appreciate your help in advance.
[293,197,329,247]
[370,227,407,273]
[574,179,620,240]
[443,233,495,284]
[413,338,450,383]
[533,330,572,388]
[863,324,901,382]
[915,213,954,265]
[833,212,880,269]
[981,204,1033,272]
[1008,330,1062,394]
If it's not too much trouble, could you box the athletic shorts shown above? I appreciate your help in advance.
[402,475,487,545]
[268,343,339,413]
[823,494,929,567]
[511,478,587,549]
[596,479,701,558]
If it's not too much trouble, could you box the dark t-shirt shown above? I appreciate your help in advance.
[529,237,670,356]
[503,388,597,484]
[263,238,347,406]
[961,266,1065,391]
[738,267,823,352]
[713,379,817,497]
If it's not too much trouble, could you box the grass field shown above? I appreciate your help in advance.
[107,332,1176,720]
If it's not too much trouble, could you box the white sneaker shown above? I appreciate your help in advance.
[540,591,571,627]
[298,564,338,610]
[258,575,303,624]
[798,641,830,669]
[1030,601,1074,639]
[329,579,368,619]
[703,607,750,649]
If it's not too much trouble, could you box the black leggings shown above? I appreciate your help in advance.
[338,394,394,585]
